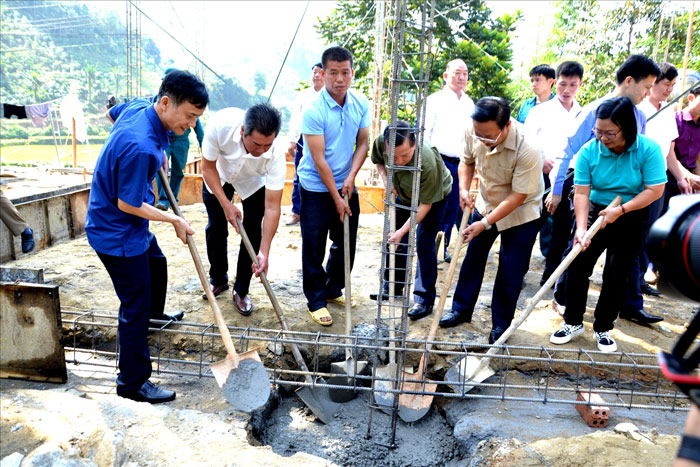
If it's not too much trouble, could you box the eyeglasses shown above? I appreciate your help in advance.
[471,129,502,144]
[593,128,622,140]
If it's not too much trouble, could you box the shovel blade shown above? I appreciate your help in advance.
[397,381,438,423]
[373,365,414,414]
[210,350,270,412]
[445,356,496,395]
[296,377,340,424]
[328,358,369,402]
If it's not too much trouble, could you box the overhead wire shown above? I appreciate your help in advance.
[266,0,310,102]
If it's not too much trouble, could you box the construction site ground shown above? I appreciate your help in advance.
[1,201,695,466]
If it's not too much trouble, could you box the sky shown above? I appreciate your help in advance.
[96,1,673,107]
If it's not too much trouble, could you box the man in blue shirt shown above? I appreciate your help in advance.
[516,64,555,124]
[86,70,208,403]
[548,55,662,325]
[298,46,370,326]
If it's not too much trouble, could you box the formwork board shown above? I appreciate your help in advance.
[0,281,67,383]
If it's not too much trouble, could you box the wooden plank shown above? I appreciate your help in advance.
[0,282,67,383]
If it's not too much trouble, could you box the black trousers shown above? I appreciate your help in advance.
[299,187,360,312]
[563,203,649,332]
[97,236,167,393]
[202,183,265,297]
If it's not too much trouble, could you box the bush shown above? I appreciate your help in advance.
[0,125,29,139]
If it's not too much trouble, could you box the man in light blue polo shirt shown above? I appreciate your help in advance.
[86,71,208,403]
[298,46,370,326]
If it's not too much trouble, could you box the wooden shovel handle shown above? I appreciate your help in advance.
[158,168,240,367]
[343,193,353,359]
[428,206,473,349]
[234,217,313,382]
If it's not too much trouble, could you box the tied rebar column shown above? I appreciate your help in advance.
[126,1,142,100]
[366,0,436,449]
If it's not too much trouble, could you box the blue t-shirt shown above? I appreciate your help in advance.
[298,87,370,192]
[552,94,648,196]
[86,99,168,256]
[574,134,667,206]
[516,93,554,124]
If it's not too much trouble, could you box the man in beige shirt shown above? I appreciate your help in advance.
[439,97,543,345]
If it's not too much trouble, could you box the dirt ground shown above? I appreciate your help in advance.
[1,201,695,465]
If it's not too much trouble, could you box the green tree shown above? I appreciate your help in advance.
[253,71,267,95]
[315,0,519,121]
[84,65,96,103]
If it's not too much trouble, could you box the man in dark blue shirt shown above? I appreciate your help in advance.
[86,70,208,403]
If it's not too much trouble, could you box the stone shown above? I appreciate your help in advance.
[77,428,126,467]
[0,453,24,467]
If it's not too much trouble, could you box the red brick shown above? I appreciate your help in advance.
[576,392,610,428]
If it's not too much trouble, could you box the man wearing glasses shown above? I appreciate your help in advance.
[550,55,662,326]
[439,97,543,345]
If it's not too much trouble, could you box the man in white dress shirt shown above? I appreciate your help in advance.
[201,104,286,315]
[524,61,584,286]
[424,59,475,261]
[285,63,323,225]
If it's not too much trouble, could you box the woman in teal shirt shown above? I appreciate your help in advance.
[550,96,666,353]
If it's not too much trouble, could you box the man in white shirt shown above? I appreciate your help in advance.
[424,59,475,261]
[635,62,682,299]
[201,104,286,315]
[285,63,323,225]
[524,61,584,286]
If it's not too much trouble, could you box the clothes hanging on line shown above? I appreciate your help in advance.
[25,102,51,127]
[2,103,28,120]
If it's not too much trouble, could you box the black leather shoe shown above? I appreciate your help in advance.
[489,326,506,345]
[118,381,175,404]
[439,309,472,327]
[151,310,184,322]
[369,292,390,301]
[640,284,660,297]
[620,309,663,325]
[203,284,229,300]
[408,303,433,320]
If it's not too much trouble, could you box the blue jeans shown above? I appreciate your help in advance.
[97,236,167,393]
[384,196,447,306]
[439,155,462,254]
[452,210,540,330]
[202,183,265,297]
[156,141,189,207]
[300,187,360,312]
[291,137,303,216]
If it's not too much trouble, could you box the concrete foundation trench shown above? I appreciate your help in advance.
[1,205,693,466]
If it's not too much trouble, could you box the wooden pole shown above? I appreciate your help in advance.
[664,15,674,62]
[72,117,77,168]
[681,0,696,93]
[653,13,664,62]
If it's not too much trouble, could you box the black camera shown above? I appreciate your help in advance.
[648,194,700,407]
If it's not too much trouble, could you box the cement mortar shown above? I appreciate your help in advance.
[257,392,461,467]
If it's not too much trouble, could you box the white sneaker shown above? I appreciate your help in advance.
[550,324,584,344]
[594,331,617,353]
[552,299,566,316]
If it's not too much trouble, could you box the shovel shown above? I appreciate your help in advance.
[234,217,340,424]
[445,196,623,395]
[158,168,270,412]
[329,193,368,402]
[397,209,472,422]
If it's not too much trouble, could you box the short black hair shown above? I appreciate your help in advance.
[322,46,353,69]
[243,103,281,137]
[656,62,678,83]
[596,96,637,151]
[384,120,416,148]
[312,62,322,70]
[157,70,208,109]
[615,54,661,84]
[556,61,584,80]
[472,97,511,129]
[690,84,700,97]
[529,64,555,80]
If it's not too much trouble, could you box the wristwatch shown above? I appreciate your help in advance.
[481,217,492,230]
